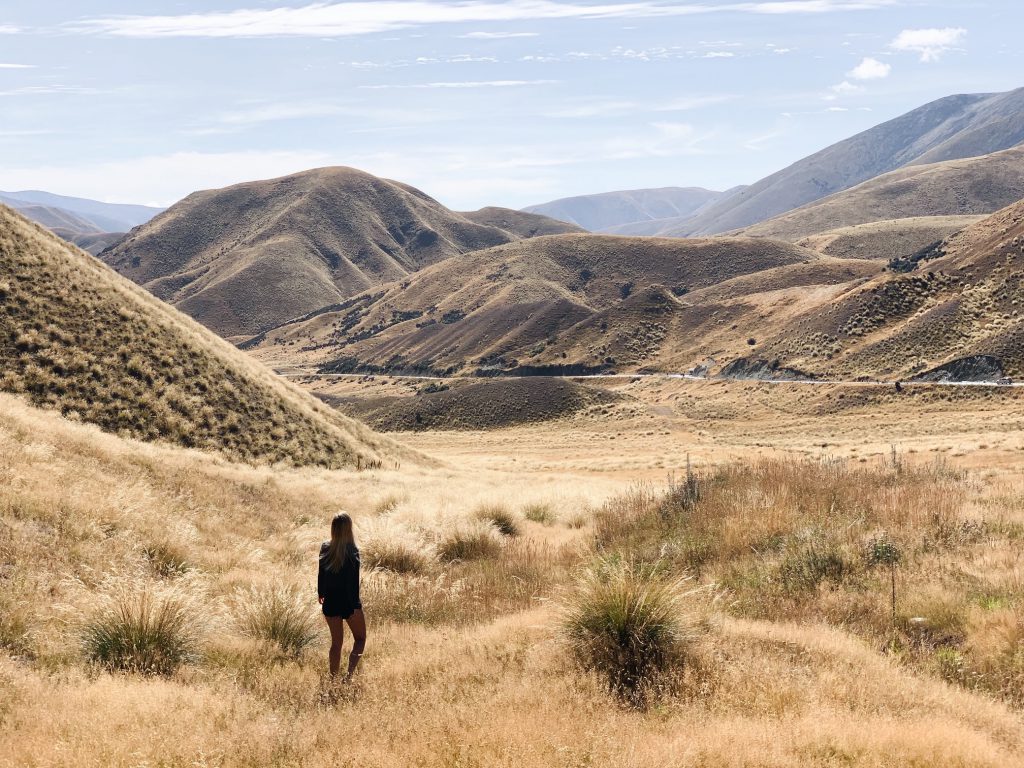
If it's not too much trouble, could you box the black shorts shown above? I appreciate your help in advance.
[322,602,360,619]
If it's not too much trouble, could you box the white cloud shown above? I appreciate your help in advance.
[772,47,793,54]
[75,1,898,38]
[0,25,20,34]
[847,56,890,79]
[360,79,557,89]
[0,63,34,69]
[458,31,539,39]
[890,27,966,62]
[703,51,736,58]
[823,80,864,100]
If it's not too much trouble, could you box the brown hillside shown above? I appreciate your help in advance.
[0,205,398,467]
[250,233,827,375]
[738,146,1024,241]
[796,217,984,261]
[102,168,569,340]
[522,258,882,373]
[753,198,1024,379]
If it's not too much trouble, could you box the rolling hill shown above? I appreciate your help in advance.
[523,186,733,231]
[0,204,396,468]
[748,197,1024,379]
[102,167,578,340]
[795,217,985,262]
[737,146,1024,242]
[247,233,876,376]
[629,87,1024,237]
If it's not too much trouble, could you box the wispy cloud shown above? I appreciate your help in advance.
[458,31,539,39]
[0,63,34,69]
[190,100,453,134]
[360,79,558,89]
[545,93,736,118]
[847,56,890,79]
[75,1,898,38]
[0,25,20,35]
[0,85,99,97]
[703,51,735,58]
[890,27,966,62]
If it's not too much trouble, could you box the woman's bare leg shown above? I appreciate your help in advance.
[325,615,346,677]
[345,609,366,679]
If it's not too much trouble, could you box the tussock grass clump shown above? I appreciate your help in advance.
[360,518,434,573]
[233,585,321,656]
[563,557,707,706]
[436,519,504,562]
[522,502,556,525]
[143,540,191,578]
[82,588,201,675]
[474,503,521,537]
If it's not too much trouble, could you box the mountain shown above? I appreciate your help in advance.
[522,187,733,232]
[747,197,1024,379]
[737,146,1024,242]
[641,87,1024,236]
[0,205,394,468]
[102,167,579,340]
[0,190,162,232]
[246,233,871,376]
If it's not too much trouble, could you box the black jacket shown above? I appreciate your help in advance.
[317,541,361,610]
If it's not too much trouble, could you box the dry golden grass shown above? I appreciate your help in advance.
[3,383,1024,766]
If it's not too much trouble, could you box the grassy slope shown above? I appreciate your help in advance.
[0,205,398,468]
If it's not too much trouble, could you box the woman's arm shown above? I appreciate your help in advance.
[349,548,362,609]
[317,543,327,602]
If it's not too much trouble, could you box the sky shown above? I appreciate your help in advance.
[0,1,1020,210]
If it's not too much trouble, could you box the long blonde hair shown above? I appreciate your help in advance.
[322,512,355,572]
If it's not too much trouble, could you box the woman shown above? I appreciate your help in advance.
[318,512,366,679]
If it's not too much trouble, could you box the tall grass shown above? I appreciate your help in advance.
[233,585,321,657]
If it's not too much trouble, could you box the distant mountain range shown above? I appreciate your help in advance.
[0,190,163,254]
[526,87,1024,237]
[522,187,740,232]
[737,145,1024,241]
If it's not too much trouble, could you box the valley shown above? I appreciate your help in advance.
[4,66,1024,768]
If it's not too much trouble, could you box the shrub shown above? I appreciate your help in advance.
[522,502,556,525]
[437,520,503,562]
[234,585,321,656]
[82,588,200,675]
[563,557,706,706]
[474,504,521,537]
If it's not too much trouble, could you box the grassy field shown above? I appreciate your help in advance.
[3,378,1024,766]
